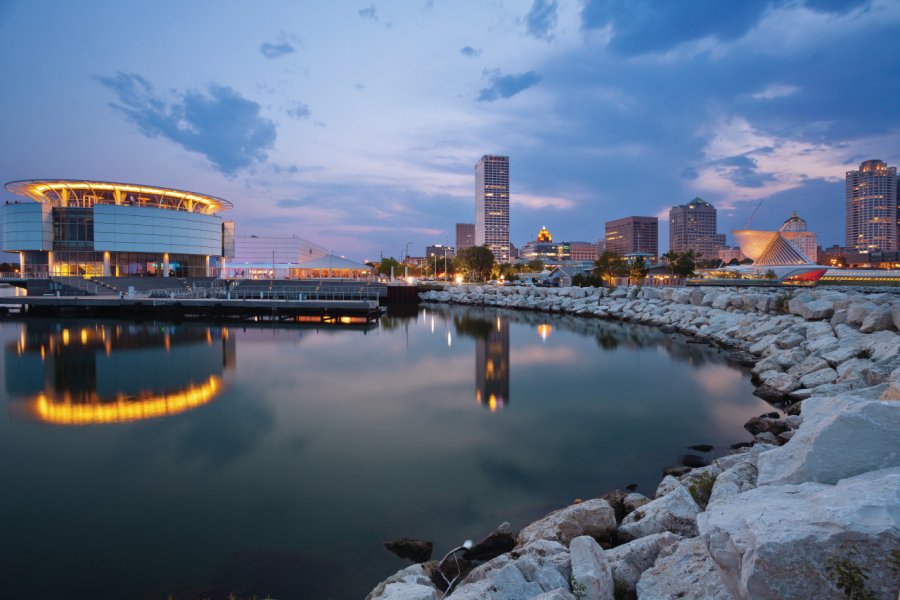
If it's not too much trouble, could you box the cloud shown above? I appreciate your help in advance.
[286,101,311,119]
[275,198,316,208]
[751,83,800,100]
[354,83,366,90]
[358,4,377,20]
[460,46,481,57]
[259,41,295,59]
[512,193,575,210]
[525,0,558,40]
[476,69,542,102]
[95,71,276,176]
[581,0,774,55]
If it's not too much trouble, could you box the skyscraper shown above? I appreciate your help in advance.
[668,197,726,260]
[604,216,658,257]
[475,155,510,263]
[455,223,475,252]
[845,159,898,252]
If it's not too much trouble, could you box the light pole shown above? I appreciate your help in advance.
[403,241,412,280]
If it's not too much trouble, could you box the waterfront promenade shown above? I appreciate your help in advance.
[368,284,900,600]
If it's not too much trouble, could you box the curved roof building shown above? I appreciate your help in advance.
[731,228,825,281]
[779,210,807,232]
[3,179,234,278]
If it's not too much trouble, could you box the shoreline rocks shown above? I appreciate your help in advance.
[368,284,900,600]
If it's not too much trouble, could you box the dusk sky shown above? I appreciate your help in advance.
[1,0,898,261]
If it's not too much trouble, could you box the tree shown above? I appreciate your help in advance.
[628,255,650,284]
[663,250,698,278]
[592,250,627,285]
[526,258,545,273]
[456,246,495,282]
[378,257,401,277]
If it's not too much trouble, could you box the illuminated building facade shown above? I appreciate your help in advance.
[521,226,600,263]
[779,211,818,262]
[3,180,233,277]
[668,198,726,260]
[475,155,510,263]
[605,216,658,257]
[845,159,898,252]
[455,223,475,252]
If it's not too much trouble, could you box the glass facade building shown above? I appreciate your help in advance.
[604,216,658,257]
[2,180,233,277]
[668,198,726,260]
[475,155,510,263]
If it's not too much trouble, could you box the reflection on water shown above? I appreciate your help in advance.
[0,309,773,600]
[6,322,234,424]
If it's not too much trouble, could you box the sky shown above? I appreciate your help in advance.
[1,0,899,261]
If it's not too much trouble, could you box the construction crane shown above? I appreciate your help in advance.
[742,197,765,230]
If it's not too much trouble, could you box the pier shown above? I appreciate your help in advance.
[0,295,384,323]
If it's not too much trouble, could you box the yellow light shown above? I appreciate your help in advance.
[455,275,463,285]
[80,329,88,345]
[488,394,497,412]
[62,329,70,346]
[30,376,221,425]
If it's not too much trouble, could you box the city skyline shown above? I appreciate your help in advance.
[1,1,899,261]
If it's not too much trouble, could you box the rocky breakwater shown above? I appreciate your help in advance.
[366,285,899,599]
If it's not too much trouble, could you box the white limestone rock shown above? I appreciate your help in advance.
[366,564,438,600]
[759,371,801,394]
[604,532,681,597]
[531,589,576,600]
[654,475,682,499]
[881,367,900,400]
[757,395,900,486]
[860,303,895,333]
[698,468,900,600]
[893,303,900,331]
[819,344,865,367]
[796,299,834,320]
[456,539,571,600]
[847,301,877,326]
[707,461,758,506]
[516,499,616,548]
[635,537,737,600]
[622,493,650,515]
[798,366,838,388]
[788,355,828,378]
[618,485,701,541]
[569,536,613,600]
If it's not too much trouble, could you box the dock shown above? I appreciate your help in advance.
[0,295,384,323]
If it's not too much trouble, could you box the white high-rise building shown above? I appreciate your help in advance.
[475,155,510,263]
[845,159,898,252]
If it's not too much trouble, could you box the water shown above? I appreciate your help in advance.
[0,304,772,600]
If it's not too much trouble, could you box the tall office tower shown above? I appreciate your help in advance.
[668,197,726,260]
[779,211,818,262]
[455,223,475,252]
[604,216,658,257]
[845,159,898,252]
[475,155,510,263]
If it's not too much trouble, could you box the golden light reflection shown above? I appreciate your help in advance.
[488,394,498,412]
[538,324,552,342]
[80,328,88,345]
[31,376,222,426]
[62,329,70,346]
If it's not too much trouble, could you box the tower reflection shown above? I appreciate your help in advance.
[6,321,234,425]
[454,313,509,411]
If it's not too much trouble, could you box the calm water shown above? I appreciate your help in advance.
[0,304,771,600]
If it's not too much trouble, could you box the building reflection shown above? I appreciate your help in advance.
[453,314,510,411]
[6,321,235,425]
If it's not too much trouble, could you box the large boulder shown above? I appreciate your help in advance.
[795,299,834,321]
[604,532,681,597]
[569,536,614,600]
[698,468,900,600]
[860,304,895,333]
[707,461,758,506]
[757,395,900,486]
[367,564,438,600]
[516,499,616,548]
[618,485,701,541]
[798,366,838,388]
[635,537,737,600]
[454,540,571,599]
